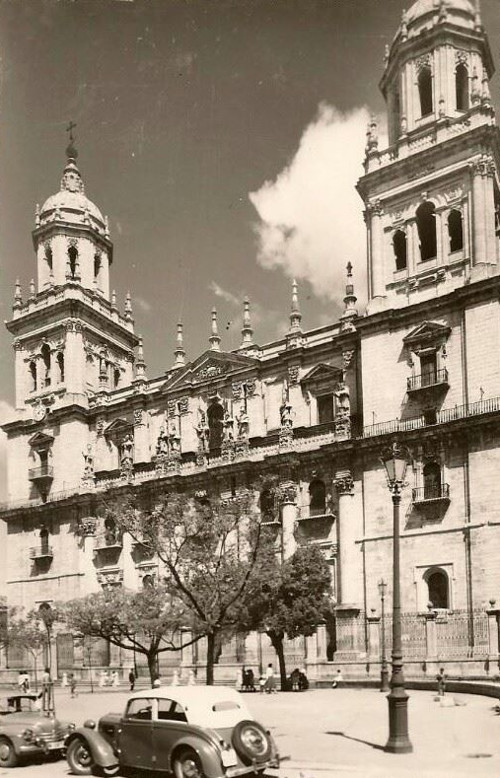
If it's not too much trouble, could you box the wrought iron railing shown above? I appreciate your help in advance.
[407,368,448,391]
[412,483,450,503]
[28,465,54,480]
[30,545,53,559]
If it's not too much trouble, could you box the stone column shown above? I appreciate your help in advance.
[486,601,500,662]
[471,159,486,271]
[333,471,357,607]
[280,482,297,559]
[13,341,26,409]
[64,320,85,395]
[484,160,497,264]
[425,607,438,661]
[367,611,381,661]
[79,519,99,594]
[367,201,386,313]
[132,407,148,464]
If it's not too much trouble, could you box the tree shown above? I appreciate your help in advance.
[62,585,197,686]
[101,490,270,684]
[241,544,333,690]
[5,609,50,691]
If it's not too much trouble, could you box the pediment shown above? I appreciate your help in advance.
[163,350,259,392]
[104,418,131,437]
[403,321,451,346]
[301,363,344,384]
[28,431,54,448]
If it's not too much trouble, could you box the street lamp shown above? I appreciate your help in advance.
[380,441,413,754]
[378,578,390,693]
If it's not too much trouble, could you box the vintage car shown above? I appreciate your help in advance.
[0,692,74,768]
[66,685,282,777]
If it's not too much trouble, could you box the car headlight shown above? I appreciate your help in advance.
[84,719,96,730]
[22,728,34,742]
[67,723,76,731]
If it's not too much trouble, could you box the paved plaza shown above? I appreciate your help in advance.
[4,686,500,778]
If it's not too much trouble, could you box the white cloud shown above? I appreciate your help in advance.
[249,103,372,305]
[134,296,152,313]
[209,281,240,306]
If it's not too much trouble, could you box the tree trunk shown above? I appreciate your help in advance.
[269,632,288,690]
[206,632,216,686]
[147,652,158,687]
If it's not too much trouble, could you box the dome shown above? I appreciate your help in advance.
[397,0,478,40]
[38,157,106,233]
[406,0,475,24]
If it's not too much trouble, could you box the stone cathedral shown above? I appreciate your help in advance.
[2,0,500,682]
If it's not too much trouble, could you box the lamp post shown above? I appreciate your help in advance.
[380,442,413,754]
[378,578,390,693]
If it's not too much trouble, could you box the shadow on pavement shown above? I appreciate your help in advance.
[326,731,385,752]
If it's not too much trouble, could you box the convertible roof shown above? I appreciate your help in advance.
[129,685,242,705]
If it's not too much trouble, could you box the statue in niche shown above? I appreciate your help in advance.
[222,409,235,442]
[336,384,351,418]
[169,421,181,456]
[236,407,250,439]
[195,410,210,451]
[156,426,169,456]
[83,444,94,477]
[280,401,293,429]
[120,433,134,466]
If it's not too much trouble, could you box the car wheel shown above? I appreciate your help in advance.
[0,737,18,768]
[66,737,94,776]
[231,720,272,765]
[99,767,120,777]
[173,747,205,778]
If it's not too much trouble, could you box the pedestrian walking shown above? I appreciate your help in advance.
[41,667,53,712]
[332,669,344,688]
[69,673,78,698]
[258,675,266,694]
[128,669,136,691]
[264,663,275,694]
[436,667,446,697]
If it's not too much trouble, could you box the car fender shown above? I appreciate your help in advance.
[66,729,118,769]
[170,735,223,778]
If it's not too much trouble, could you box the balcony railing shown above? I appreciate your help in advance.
[94,531,123,551]
[30,545,53,560]
[28,465,54,482]
[412,483,450,505]
[407,368,449,392]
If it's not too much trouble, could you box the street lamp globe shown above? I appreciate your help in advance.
[381,441,409,489]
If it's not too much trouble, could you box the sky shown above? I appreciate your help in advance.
[0,0,499,479]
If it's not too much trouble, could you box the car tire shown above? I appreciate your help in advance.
[0,737,18,768]
[66,737,95,776]
[231,720,272,765]
[172,747,205,778]
[98,767,120,778]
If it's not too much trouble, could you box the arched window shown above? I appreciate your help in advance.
[393,229,407,271]
[309,479,326,516]
[40,528,49,555]
[416,201,437,261]
[260,489,275,523]
[56,352,64,383]
[418,66,433,117]
[423,461,441,499]
[113,368,120,389]
[68,244,78,279]
[448,209,463,252]
[45,245,53,272]
[29,361,37,392]
[427,569,449,609]
[455,62,469,111]
[142,575,154,589]
[207,402,224,452]
[41,344,51,387]
[94,254,101,281]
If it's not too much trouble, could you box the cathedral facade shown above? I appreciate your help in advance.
[2,0,500,682]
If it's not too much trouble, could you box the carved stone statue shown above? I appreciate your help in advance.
[195,410,210,451]
[236,408,250,439]
[83,444,94,477]
[120,433,134,466]
[222,410,234,442]
[280,401,293,429]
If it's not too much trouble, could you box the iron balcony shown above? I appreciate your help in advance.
[412,483,450,505]
[407,368,449,393]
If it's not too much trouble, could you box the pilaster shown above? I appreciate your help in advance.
[367,611,381,661]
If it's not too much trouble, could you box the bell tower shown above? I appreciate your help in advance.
[6,132,139,415]
[357,0,500,313]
